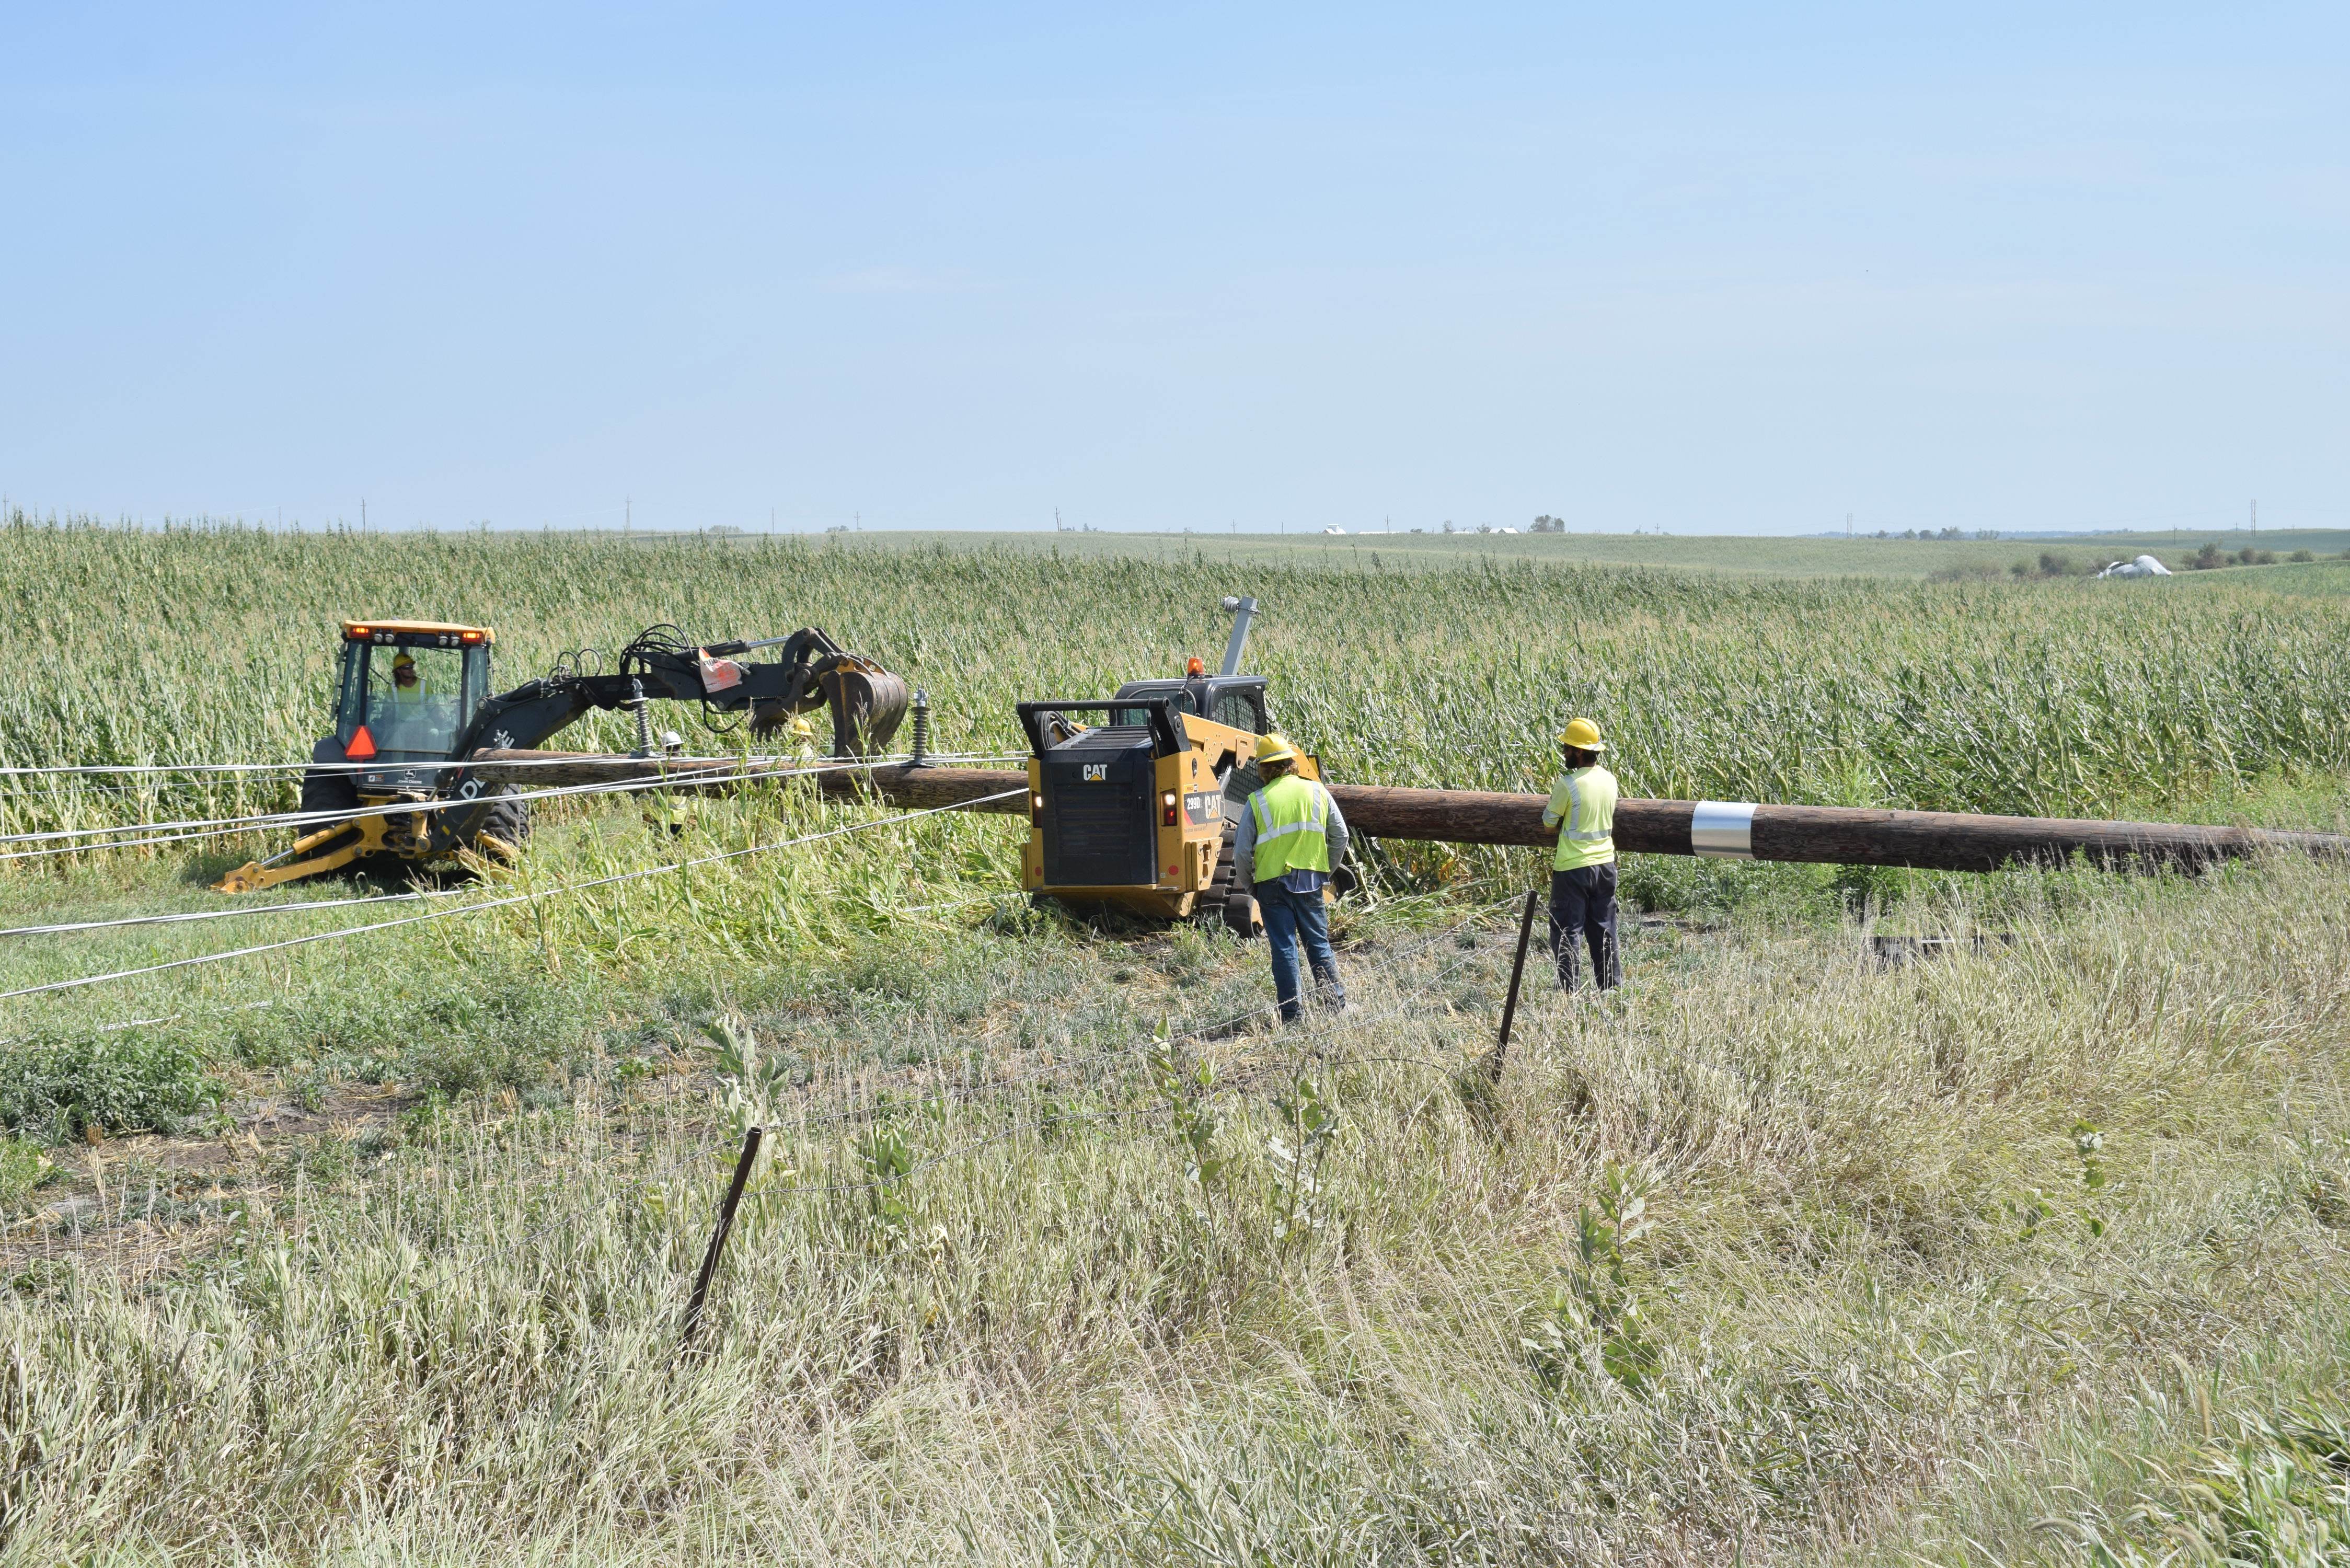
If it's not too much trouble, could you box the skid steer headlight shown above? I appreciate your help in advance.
[1162,791,1179,826]
[1032,792,1044,814]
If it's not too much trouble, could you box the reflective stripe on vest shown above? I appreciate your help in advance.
[1559,774,1602,837]
[1250,774,1332,882]
[1554,766,1618,870]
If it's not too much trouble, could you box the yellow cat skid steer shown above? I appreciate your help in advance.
[1016,596,1353,933]
[215,619,906,893]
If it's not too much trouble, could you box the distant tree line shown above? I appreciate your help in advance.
[1871,526,1999,540]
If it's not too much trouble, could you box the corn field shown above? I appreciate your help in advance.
[4,517,2350,1565]
[4,516,2347,844]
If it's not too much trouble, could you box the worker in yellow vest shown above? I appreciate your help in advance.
[1541,717,1620,993]
[1234,733,1350,1022]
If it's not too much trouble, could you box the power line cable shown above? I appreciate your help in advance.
[0,751,1026,782]
[0,755,1028,866]
[0,889,464,939]
[0,758,879,849]
[0,789,1025,1002]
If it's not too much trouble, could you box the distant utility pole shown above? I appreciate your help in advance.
[2251,499,2258,534]
[1847,512,1853,538]
[361,499,367,534]
[625,495,631,536]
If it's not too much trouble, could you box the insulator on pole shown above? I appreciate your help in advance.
[628,678,653,758]
[907,690,930,768]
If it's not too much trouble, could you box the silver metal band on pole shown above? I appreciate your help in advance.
[1690,800,1757,859]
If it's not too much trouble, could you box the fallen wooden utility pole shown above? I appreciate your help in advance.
[467,750,2347,873]
[467,751,1029,809]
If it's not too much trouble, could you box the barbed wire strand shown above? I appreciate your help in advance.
[764,889,1528,1140]
[733,902,1527,1201]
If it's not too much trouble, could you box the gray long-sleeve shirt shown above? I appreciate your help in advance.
[1234,778,1349,892]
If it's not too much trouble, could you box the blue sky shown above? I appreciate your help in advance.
[2,4,2341,535]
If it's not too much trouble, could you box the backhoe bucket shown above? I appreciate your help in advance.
[821,662,909,757]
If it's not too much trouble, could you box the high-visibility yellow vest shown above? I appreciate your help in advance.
[1249,773,1333,883]
[1546,765,1618,870]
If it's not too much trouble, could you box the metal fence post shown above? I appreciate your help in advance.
[679,1124,763,1354]
[1485,888,1542,1083]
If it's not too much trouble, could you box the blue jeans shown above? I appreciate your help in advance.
[1258,882,1344,1022]
[1550,864,1621,992]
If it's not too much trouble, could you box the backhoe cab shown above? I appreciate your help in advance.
[214,618,907,894]
[214,621,508,893]
[1018,596,1345,933]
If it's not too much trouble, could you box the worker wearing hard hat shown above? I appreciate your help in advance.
[1541,718,1620,993]
[1234,733,1350,1023]
[389,651,424,701]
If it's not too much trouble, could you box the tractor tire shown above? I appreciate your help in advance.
[466,789,533,862]
[297,766,358,818]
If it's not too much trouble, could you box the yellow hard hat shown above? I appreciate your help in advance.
[1557,718,1606,752]
[1254,732,1299,766]
[391,651,416,670]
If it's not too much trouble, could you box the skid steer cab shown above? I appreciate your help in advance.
[1016,678,1343,934]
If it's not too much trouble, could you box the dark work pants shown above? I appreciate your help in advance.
[1258,882,1344,1023]
[1550,864,1621,993]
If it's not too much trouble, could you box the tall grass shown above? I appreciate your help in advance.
[5,857,2348,1562]
[3,516,2347,844]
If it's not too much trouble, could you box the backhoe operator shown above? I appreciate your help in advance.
[1542,717,1621,993]
[1234,733,1349,1023]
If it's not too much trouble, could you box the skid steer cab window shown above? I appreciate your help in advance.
[1212,688,1266,735]
[353,645,474,757]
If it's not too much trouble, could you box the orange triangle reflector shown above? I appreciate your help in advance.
[345,725,377,760]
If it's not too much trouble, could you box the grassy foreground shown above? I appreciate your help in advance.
[2,522,2348,1562]
[7,860,2350,1563]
